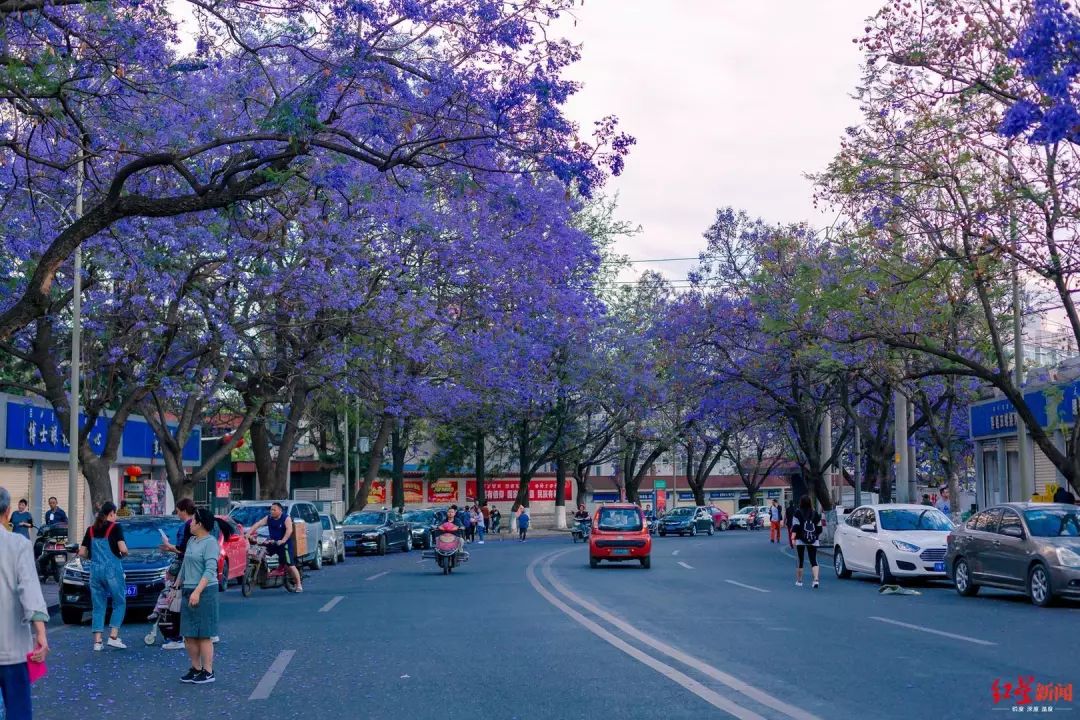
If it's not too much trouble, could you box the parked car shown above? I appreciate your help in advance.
[658,506,714,536]
[704,505,730,530]
[229,499,325,570]
[947,503,1080,607]
[402,509,442,549]
[833,504,953,584]
[589,503,652,568]
[318,513,345,565]
[59,516,183,624]
[728,507,761,530]
[215,515,249,591]
[342,510,412,555]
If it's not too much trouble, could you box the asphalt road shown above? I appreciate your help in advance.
[17,531,1080,720]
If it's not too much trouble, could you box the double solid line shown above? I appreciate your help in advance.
[526,549,823,720]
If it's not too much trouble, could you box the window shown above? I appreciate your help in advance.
[849,508,871,528]
[975,509,1002,533]
[998,509,1023,537]
[597,507,643,532]
[965,513,980,530]
[320,516,331,530]
[289,505,301,519]
[304,505,320,524]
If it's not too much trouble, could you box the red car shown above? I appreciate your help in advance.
[215,516,249,592]
[705,505,730,530]
[589,504,652,569]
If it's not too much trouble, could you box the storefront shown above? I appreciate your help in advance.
[0,392,201,525]
[589,476,792,513]
[969,378,1078,508]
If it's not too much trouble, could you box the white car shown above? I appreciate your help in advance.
[832,504,954,584]
[729,508,762,530]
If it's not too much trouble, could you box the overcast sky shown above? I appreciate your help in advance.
[560,0,883,284]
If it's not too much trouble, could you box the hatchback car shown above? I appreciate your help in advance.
[589,503,651,568]
[658,506,714,536]
[704,505,730,530]
[319,513,345,565]
[833,504,953,584]
[215,515,249,591]
[342,510,412,555]
[947,503,1080,607]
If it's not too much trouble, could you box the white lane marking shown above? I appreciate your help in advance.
[416,559,426,564]
[721,578,773,595]
[677,561,694,570]
[672,549,680,556]
[526,554,765,720]
[541,553,823,720]
[318,596,344,613]
[868,616,996,646]
[366,571,389,581]
[249,650,296,700]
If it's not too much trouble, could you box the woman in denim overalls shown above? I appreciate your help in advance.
[78,502,129,651]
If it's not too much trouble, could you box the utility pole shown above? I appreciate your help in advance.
[854,424,862,508]
[894,391,909,504]
[343,403,349,509]
[819,409,832,507]
[68,153,84,540]
[1010,145,1033,499]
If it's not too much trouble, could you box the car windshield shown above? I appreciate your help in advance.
[343,512,385,526]
[121,519,184,550]
[230,505,270,527]
[403,511,433,523]
[1024,509,1080,537]
[320,516,331,530]
[878,509,953,531]
[597,508,643,531]
[669,509,693,517]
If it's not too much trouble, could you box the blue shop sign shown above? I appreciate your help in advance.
[969,379,1080,439]
[592,492,620,503]
[709,490,745,500]
[4,399,200,463]
[766,489,783,499]
[677,491,695,501]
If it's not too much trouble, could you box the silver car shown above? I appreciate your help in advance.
[946,502,1080,607]
[319,513,345,565]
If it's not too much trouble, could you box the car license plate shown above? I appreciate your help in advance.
[611,549,630,556]
[55,553,67,563]
[125,585,138,597]
[933,562,945,572]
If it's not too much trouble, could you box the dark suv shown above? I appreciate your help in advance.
[60,516,184,624]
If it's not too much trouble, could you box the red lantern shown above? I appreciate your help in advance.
[223,434,245,448]
[124,465,142,477]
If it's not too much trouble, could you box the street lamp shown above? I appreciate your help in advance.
[68,153,84,541]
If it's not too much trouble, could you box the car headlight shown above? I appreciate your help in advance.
[64,557,83,573]
[363,533,377,539]
[892,540,921,554]
[1055,547,1080,567]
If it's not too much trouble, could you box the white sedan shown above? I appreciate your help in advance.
[832,504,954,584]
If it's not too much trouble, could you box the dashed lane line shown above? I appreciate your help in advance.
[724,579,770,593]
[249,650,295,701]
[672,549,680,556]
[366,571,389,581]
[318,596,344,613]
[869,616,996,646]
[677,561,694,570]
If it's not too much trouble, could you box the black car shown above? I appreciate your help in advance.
[342,510,412,555]
[658,507,715,537]
[59,515,184,625]
[402,509,445,550]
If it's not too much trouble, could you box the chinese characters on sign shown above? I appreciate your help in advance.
[464,479,572,503]
[992,677,1073,713]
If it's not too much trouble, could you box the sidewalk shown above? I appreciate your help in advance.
[471,527,570,542]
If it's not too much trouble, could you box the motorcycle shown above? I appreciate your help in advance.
[241,536,298,595]
[646,515,658,535]
[422,524,469,575]
[570,517,591,543]
[34,523,69,583]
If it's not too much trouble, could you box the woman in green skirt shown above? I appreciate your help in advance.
[179,508,220,684]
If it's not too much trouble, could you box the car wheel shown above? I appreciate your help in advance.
[312,548,323,570]
[241,567,254,597]
[589,556,600,568]
[659,531,666,537]
[403,534,413,553]
[327,545,337,565]
[218,559,229,592]
[707,525,714,536]
[60,607,83,625]
[640,555,651,569]
[876,552,894,585]
[378,536,387,556]
[721,521,729,531]
[1028,563,1054,607]
[833,547,852,579]
[953,557,979,597]
[690,525,697,537]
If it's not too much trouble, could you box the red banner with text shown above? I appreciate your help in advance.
[465,479,572,503]
[403,480,424,504]
[427,479,459,504]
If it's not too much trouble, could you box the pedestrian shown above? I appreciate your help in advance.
[1053,485,1077,504]
[491,506,502,534]
[480,501,491,532]
[158,498,198,650]
[790,495,823,589]
[11,499,34,540]
[935,486,951,516]
[460,505,473,542]
[920,494,932,506]
[179,507,220,684]
[79,501,129,650]
[117,500,133,517]
[0,487,50,720]
[785,501,795,548]
[43,497,67,527]
[517,506,530,542]
[475,505,486,544]
[768,499,782,543]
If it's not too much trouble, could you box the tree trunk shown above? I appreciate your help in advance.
[573,465,590,505]
[261,382,309,500]
[251,418,275,499]
[391,421,407,511]
[805,469,834,511]
[554,456,567,529]
[349,416,393,513]
[82,456,114,514]
[474,432,487,505]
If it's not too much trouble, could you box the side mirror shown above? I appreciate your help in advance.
[1001,525,1024,539]
[860,523,877,533]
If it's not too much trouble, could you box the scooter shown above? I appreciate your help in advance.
[570,518,591,543]
[422,525,469,575]
[34,523,69,583]
[242,537,298,595]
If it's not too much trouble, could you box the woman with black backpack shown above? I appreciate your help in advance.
[790,495,823,589]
